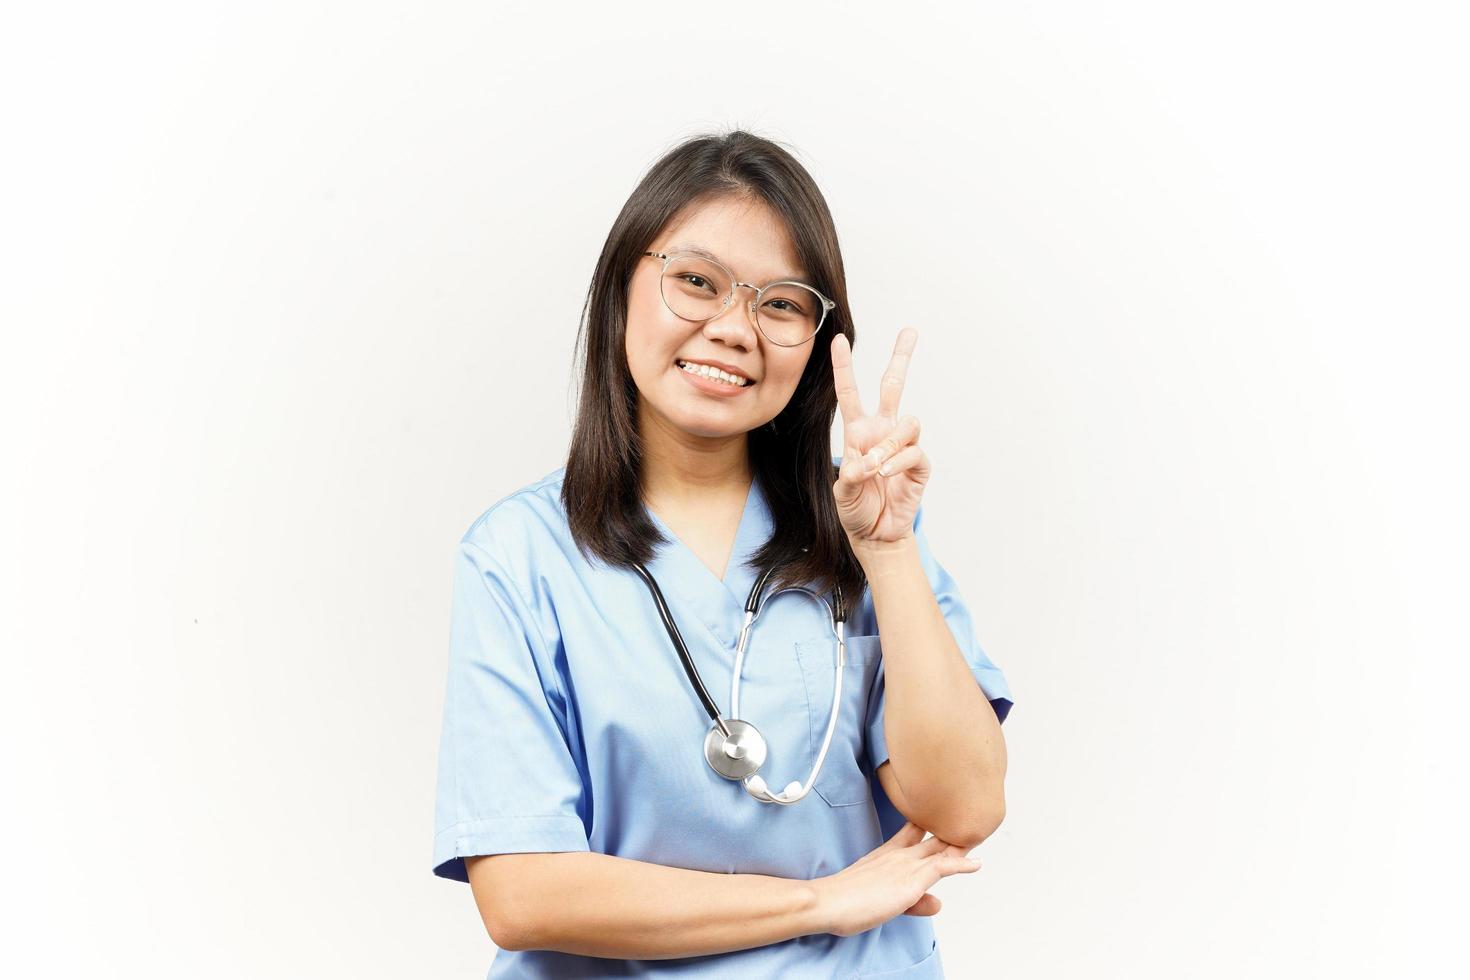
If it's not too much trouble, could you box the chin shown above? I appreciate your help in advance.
[673,415,752,440]
[664,401,754,440]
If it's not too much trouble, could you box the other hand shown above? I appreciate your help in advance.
[811,821,981,937]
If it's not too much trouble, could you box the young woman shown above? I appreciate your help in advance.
[431,130,1015,978]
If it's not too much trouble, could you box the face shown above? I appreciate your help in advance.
[626,195,819,441]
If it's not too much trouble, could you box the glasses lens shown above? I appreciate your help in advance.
[659,253,826,346]
[755,283,824,346]
[661,254,731,321]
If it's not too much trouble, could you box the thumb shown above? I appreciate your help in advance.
[903,893,942,917]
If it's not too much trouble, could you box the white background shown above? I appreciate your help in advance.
[2,2,1465,977]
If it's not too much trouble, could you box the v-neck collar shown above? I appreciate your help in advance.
[641,475,772,651]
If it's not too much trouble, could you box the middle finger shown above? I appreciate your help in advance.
[876,327,918,420]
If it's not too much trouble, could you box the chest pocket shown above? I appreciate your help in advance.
[794,633,882,806]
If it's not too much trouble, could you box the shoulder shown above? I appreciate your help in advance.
[460,465,570,568]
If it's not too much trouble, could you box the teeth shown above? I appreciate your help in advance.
[677,360,749,387]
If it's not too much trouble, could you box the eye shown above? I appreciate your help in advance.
[678,273,716,292]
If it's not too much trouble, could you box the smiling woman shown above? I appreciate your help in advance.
[430,129,1014,978]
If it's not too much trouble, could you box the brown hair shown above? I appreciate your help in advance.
[561,129,866,609]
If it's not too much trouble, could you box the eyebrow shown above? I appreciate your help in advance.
[668,243,810,284]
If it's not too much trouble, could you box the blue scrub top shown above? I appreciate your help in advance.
[432,462,1014,978]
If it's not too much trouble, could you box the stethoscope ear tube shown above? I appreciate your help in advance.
[747,565,847,625]
[744,565,775,615]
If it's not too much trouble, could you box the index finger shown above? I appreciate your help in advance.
[876,327,918,420]
[830,332,864,425]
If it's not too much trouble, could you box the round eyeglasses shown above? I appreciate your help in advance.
[643,250,836,347]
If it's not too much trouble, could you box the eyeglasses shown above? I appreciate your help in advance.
[642,249,837,347]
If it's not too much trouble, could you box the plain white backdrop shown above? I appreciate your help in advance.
[2,2,1465,977]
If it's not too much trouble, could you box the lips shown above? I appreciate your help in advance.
[674,358,755,387]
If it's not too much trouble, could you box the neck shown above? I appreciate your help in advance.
[637,399,753,507]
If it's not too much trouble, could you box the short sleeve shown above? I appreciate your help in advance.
[431,537,590,883]
[864,503,1014,774]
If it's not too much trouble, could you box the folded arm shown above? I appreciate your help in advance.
[467,851,824,958]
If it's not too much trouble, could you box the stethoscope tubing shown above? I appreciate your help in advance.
[630,560,731,738]
[631,558,849,805]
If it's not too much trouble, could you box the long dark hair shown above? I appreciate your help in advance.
[561,129,866,610]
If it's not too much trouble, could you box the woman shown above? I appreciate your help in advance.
[431,130,1015,977]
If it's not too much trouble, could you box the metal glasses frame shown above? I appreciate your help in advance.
[642,249,837,347]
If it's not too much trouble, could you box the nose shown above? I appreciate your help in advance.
[701,284,760,351]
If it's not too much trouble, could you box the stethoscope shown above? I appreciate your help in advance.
[630,561,847,805]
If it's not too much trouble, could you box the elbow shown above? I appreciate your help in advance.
[466,855,544,952]
[975,797,1007,846]
[485,910,533,952]
[484,895,550,952]
[940,792,1006,850]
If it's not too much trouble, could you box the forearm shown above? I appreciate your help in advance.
[855,534,1007,841]
[507,851,826,959]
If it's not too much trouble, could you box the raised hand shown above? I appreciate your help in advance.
[830,327,931,544]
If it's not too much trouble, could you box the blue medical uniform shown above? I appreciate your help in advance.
[432,461,1014,978]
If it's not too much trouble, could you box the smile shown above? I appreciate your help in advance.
[675,359,752,388]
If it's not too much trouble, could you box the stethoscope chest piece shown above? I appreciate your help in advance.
[703,719,767,780]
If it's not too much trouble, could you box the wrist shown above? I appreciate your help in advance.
[847,532,920,574]
[800,877,834,936]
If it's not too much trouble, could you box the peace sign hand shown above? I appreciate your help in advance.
[831,327,931,546]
